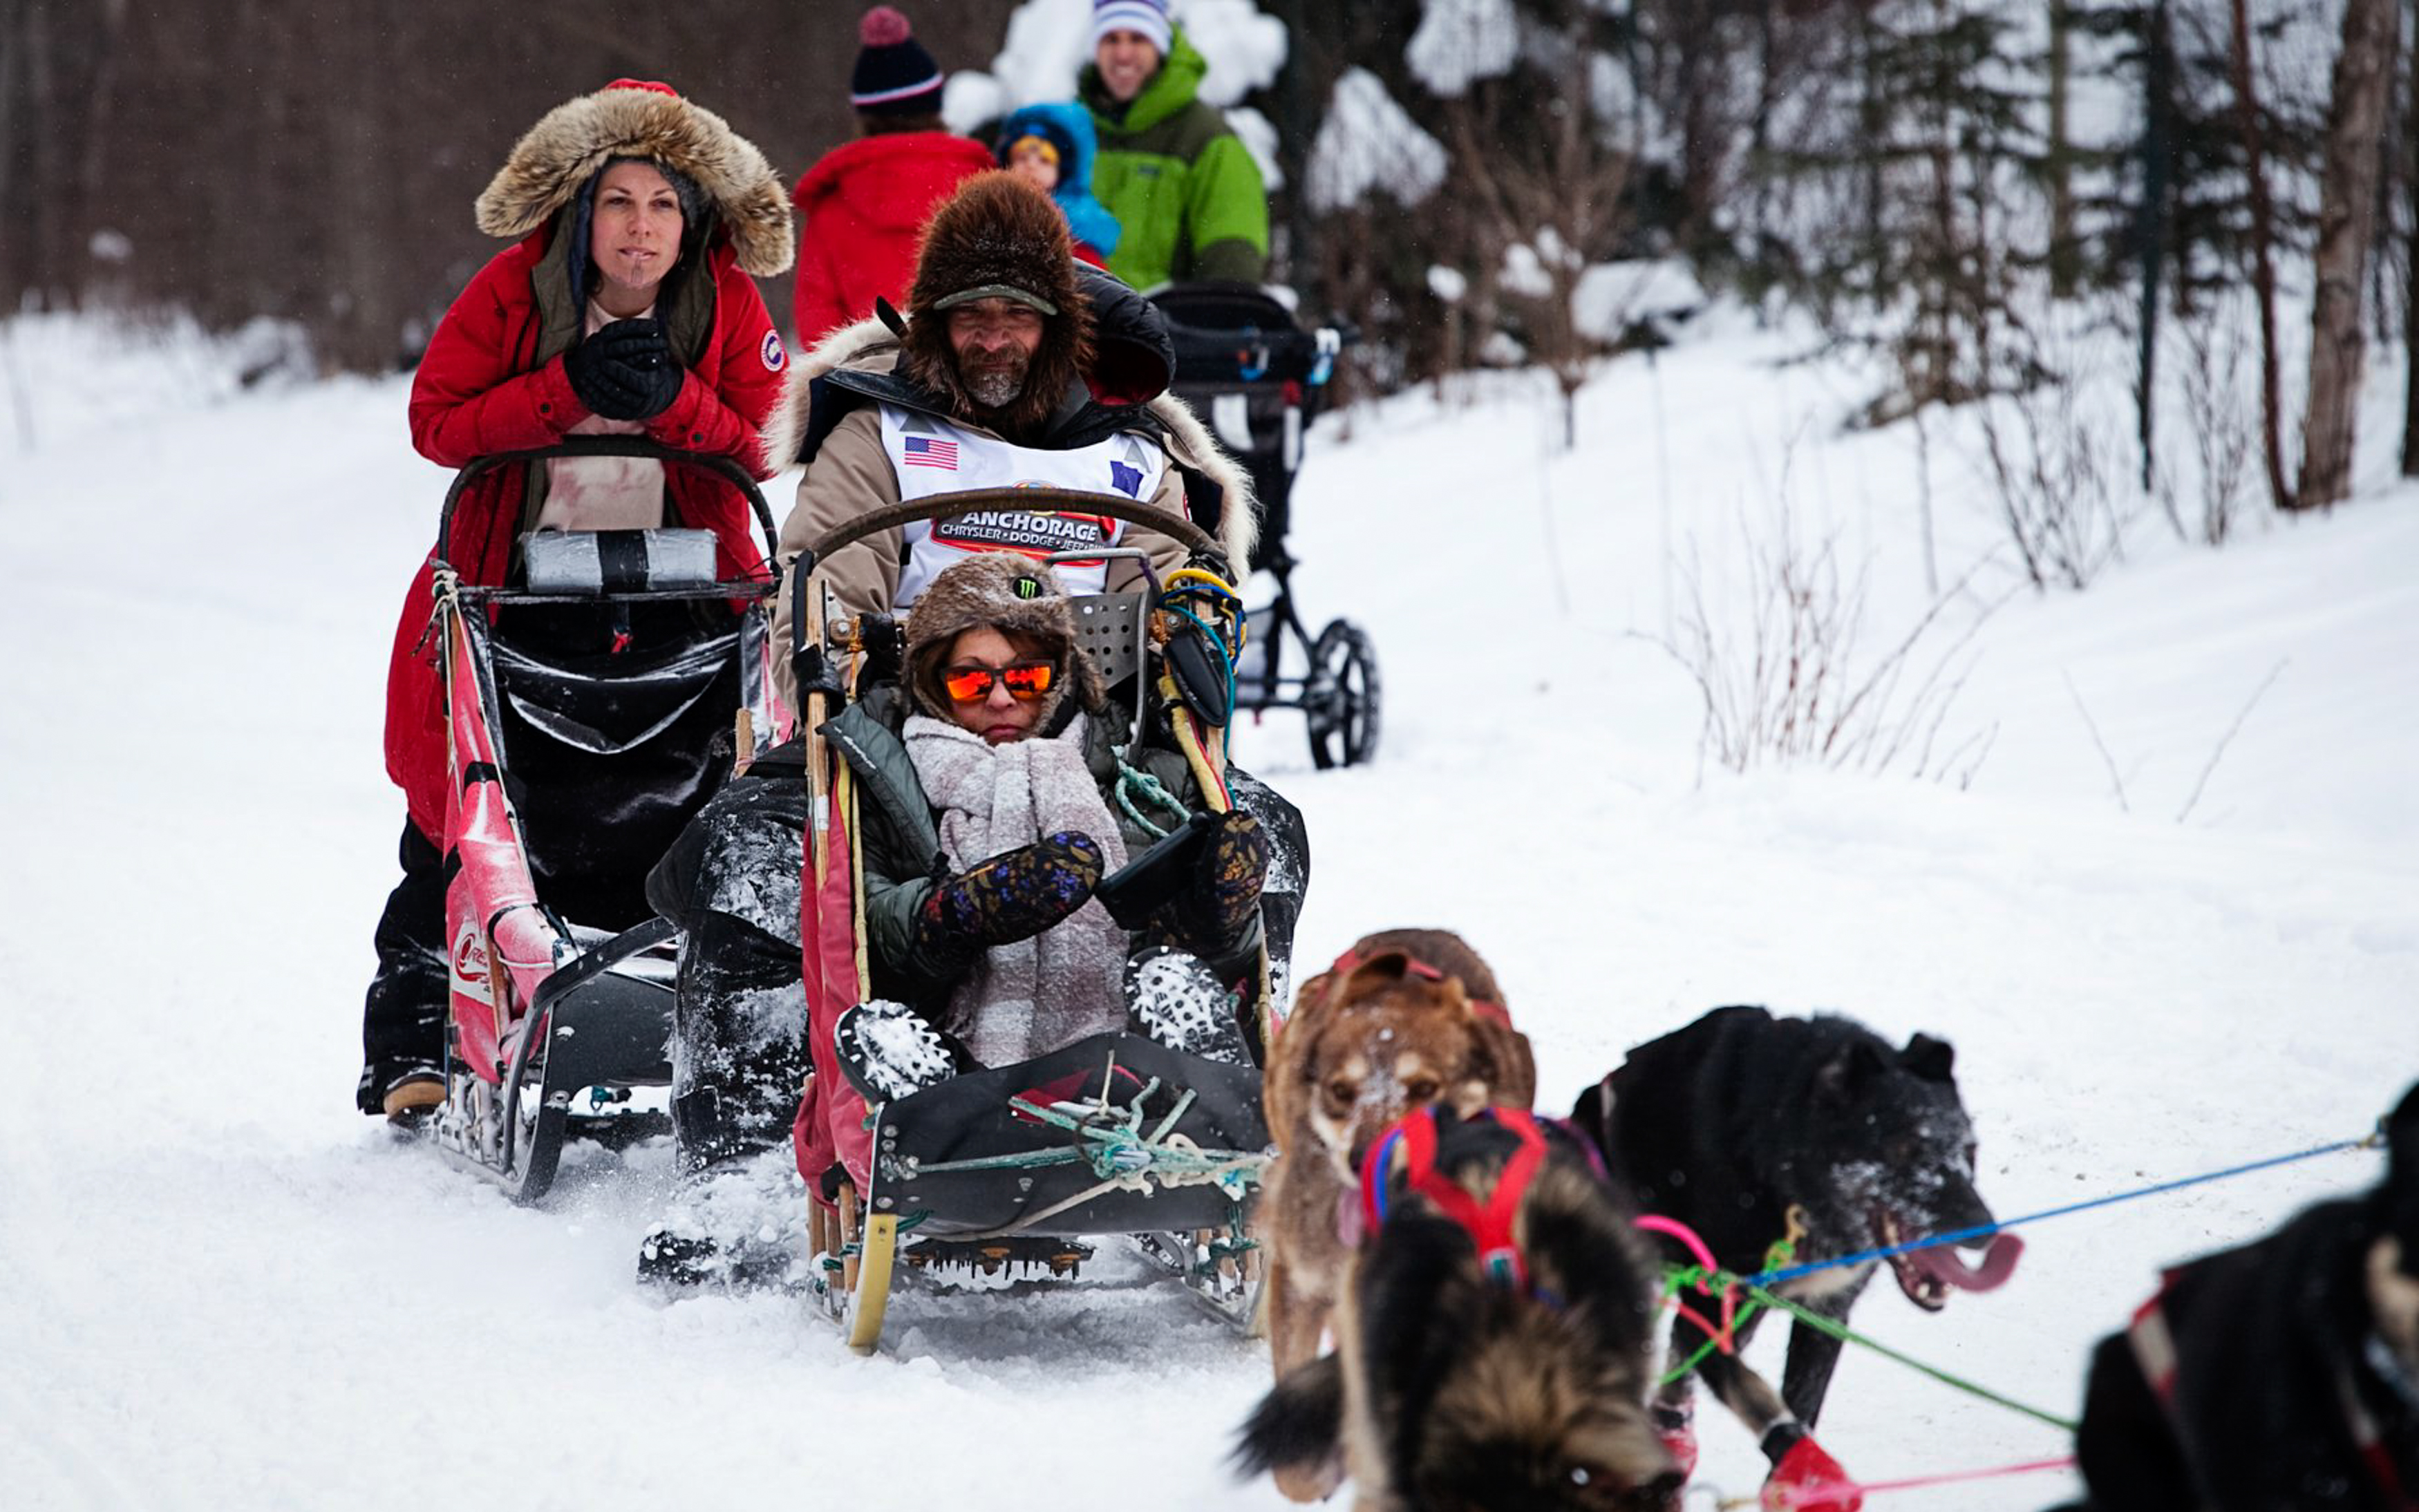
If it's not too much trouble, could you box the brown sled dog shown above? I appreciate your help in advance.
[1239,1107,1682,1511]
[1259,930,1537,1497]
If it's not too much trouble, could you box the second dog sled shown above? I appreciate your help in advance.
[1152,281,1380,769]
[422,439,786,1203]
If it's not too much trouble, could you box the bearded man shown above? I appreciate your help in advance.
[762,169,1245,710]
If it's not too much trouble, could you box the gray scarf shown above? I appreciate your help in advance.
[904,714,1131,1066]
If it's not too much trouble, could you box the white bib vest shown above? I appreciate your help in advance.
[879,404,1168,607]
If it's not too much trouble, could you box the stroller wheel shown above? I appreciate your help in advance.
[1304,619,1381,770]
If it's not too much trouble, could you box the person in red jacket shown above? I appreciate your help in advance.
[361,78,796,1121]
[789,7,993,343]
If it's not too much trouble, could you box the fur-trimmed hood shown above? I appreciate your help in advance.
[903,551,1106,727]
[759,317,1260,572]
[475,79,794,277]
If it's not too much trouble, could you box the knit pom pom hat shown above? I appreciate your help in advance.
[851,7,945,116]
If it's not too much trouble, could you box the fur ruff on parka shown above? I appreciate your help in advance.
[475,79,795,278]
[901,552,1108,728]
[757,315,1259,573]
[898,171,1093,438]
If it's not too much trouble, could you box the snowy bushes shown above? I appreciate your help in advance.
[1653,504,1997,786]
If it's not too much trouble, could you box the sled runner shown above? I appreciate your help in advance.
[1152,283,1379,769]
[423,439,786,1203]
[787,491,1282,1351]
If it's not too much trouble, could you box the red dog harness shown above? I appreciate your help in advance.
[1362,1106,1552,1292]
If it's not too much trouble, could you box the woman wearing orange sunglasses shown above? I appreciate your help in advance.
[825,551,1265,1086]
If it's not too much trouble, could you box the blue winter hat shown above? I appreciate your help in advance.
[850,7,945,116]
[1089,0,1173,56]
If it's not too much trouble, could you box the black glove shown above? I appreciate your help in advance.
[563,317,683,420]
[1167,811,1266,958]
[912,832,1104,963]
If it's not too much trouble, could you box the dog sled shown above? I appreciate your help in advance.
[1152,283,1379,769]
[786,491,1283,1352]
[424,439,786,1203]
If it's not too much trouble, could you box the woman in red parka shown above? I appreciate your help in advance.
[789,8,993,344]
[362,78,796,1121]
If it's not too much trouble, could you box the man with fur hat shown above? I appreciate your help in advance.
[760,167,1256,708]
[637,552,1269,1288]
[790,7,993,343]
[359,78,793,1122]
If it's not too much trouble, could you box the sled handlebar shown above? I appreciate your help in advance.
[787,492,1227,716]
[434,439,781,567]
[795,486,1222,569]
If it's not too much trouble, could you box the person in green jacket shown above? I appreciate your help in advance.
[1080,0,1270,288]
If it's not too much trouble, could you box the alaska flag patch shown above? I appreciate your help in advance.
[1109,460,1143,497]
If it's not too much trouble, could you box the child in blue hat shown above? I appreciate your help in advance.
[995,102,1122,267]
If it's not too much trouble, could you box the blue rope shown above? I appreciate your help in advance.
[1749,1133,2378,1289]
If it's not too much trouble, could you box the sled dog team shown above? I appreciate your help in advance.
[1243,933,2419,1512]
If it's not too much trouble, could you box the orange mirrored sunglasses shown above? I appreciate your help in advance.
[941,661,1055,703]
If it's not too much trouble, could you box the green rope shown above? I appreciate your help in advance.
[1111,748,1192,840]
[1660,1260,2078,1432]
[1742,1277,2078,1431]
[1655,1234,1796,1386]
[1656,1268,1770,1386]
[1653,1228,2075,1432]
[901,1088,1265,1196]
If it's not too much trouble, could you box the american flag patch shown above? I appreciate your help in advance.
[903,435,958,470]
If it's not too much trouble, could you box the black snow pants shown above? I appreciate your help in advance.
[646,766,813,1175]
[357,823,449,1113]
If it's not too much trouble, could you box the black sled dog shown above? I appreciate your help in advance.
[1238,1106,1682,1512]
[1570,1006,2020,1484]
[2054,1082,2419,1512]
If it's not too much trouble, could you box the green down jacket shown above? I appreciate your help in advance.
[1080,27,1269,290]
[817,686,1257,1022]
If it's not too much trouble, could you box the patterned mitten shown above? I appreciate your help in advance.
[1171,811,1267,958]
[914,832,1104,959]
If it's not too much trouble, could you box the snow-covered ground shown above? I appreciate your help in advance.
[2,308,2413,1511]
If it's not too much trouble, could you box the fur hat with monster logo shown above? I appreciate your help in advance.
[900,171,1093,435]
[902,553,1107,728]
[474,78,795,277]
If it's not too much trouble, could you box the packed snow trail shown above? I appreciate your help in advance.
[3,315,2414,1510]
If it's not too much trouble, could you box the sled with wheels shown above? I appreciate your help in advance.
[422,438,787,1204]
[785,490,1289,1351]
[1151,281,1380,768]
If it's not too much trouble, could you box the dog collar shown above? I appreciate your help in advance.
[1363,1106,1551,1293]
